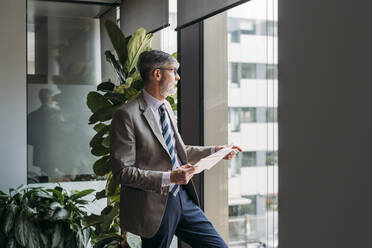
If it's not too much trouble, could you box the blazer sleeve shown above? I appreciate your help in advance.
[110,108,163,193]
[185,145,215,165]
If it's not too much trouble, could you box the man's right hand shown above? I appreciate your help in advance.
[170,164,197,184]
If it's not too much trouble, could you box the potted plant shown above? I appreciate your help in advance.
[0,185,94,248]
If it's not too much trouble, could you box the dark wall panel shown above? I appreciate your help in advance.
[279,0,372,247]
[120,0,168,35]
[177,0,249,29]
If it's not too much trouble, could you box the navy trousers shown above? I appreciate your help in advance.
[141,186,228,248]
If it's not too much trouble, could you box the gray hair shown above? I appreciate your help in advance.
[138,50,179,83]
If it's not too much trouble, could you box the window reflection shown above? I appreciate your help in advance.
[27,0,104,183]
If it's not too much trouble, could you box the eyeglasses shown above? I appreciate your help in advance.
[156,68,179,77]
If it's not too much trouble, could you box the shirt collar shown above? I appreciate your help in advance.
[143,89,164,111]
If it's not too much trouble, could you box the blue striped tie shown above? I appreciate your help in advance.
[159,103,180,197]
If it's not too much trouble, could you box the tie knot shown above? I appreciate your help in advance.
[159,103,166,113]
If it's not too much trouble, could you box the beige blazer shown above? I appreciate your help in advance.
[110,91,213,238]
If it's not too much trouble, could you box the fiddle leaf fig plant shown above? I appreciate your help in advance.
[0,185,94,248]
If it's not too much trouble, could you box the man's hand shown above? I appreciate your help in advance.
[215,145,242,160]
[170,164,198,184]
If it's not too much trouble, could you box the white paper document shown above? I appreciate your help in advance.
[193,145,236,174]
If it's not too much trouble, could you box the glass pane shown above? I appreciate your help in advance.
[227,1,278,246]
[204,0,278,247]
[27,0,104,183]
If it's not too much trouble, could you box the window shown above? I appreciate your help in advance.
[266,107,278,122]
[230,62,239,84]
[231,30,241,43]
[204,1,278,247]
[229,63,278,85]
[266,64,278,80]
[27,1,107,183]
[242,152,257,167]
[241,63,256,79]
[266,151,278,166]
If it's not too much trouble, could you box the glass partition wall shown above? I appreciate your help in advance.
[204,0,278,247]
[27,0,109,183]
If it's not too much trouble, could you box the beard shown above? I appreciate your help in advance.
[159,81,177,97]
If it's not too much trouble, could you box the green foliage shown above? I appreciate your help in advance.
[0,185,94,248]
[86,21,178,248]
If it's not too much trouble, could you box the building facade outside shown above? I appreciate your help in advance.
[227,1,278,247]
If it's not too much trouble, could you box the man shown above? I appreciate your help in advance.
[28,88,64,179]
[110,50,241,248]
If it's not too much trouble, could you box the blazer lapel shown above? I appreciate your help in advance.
[138,92,171,157]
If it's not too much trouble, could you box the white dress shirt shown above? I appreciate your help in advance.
[142,89,215,187]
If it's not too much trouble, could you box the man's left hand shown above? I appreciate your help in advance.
[215,145,242,160]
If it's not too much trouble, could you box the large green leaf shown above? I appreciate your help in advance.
[125,28,153,75]
[50,201,63,211]
[126,232,141,248]
[90,125,110,148]
[33,190,53,200]
[71,189,95,200]
[28,224,40,248]
[14,212,29,247]
[24,206,37,217]
[46,189,64,203]
[89,105,120,125]
[124,87,140,102]
[87,92,112,114]
[91,143,110,157]
[105,173,118,197]
[105,51,126,84]
[93,233,121,248]
[103,92,126,105]
[105,21,128,69]
[108,194,120,205]
[100,205,113,216]
[93,123,108,133]
[2,203,18,235]
[102,135,110,148]
[97,81,115,93]
[82,214,105,227]
[6,238,17,248]
[95,189,107,200]
[40,233,50,248]
[52,208,69,221]
[93,156,111,176]
[51,224,63,248]
[75,226,85,248]
[132,79,144,91]
[100,204,119,232]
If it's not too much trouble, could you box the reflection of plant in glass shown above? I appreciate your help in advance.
[0,185,94,248]
[84,21,177,248]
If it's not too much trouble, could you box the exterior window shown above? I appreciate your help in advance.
[242,152,257,167]
[230,62,239,84]
[240,19,256,35]
[266,151,278,166]
[241,107,256,122]
[241,63,256,79]
[231,30,241,43]
[204,1,278,247]
[266,64,278,79]
[266,107,278,122]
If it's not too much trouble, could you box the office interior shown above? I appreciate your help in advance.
[1,0,372,247]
